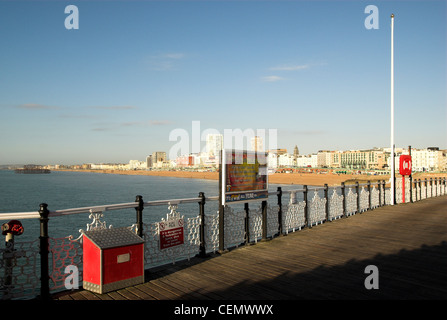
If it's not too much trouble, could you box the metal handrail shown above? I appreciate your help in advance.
[0,196,220,220]
[0,211,40,221]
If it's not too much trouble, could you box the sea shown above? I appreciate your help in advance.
[0,170,301,244]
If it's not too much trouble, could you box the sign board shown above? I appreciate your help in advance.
[221,149,268,205]
[159,217,184,250]
[399,155,412,176]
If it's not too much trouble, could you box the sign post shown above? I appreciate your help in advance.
[399,155,412,203]
[390,13,395,205]
[218,149,268,252]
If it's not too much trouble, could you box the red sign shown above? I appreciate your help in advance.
[399,155,412,176]
[159,218,184,250]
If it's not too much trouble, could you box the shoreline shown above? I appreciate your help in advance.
[53,169,447,187]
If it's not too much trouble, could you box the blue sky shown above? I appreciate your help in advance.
[0,0,446,165]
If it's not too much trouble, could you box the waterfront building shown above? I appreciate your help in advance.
[317,150,333,168]
[268,149,288,156]
[335,149,388,170]
[296,154,317,168]
[293,145,299,158]
[90,163,119,170]
[278,153,295,167]
[152,151,167,167]
[410,147,444,172]
[267,149,289,168]
[176,154,195,167]
[250,136,264,153]
[129,160,146,170]
[146,155,152,169]
[267,152,278,169]
[205,134,223,157]
[441,150,447,171]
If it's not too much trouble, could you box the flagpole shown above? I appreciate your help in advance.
[390,13,395,205]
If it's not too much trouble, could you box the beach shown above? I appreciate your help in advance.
[54,169,447,187]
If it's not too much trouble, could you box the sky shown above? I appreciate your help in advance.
[0,0,446,165]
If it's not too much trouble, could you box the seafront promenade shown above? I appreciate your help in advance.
[55,168,446,187]
[54,195,447,300]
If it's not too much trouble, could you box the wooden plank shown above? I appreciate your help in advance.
[176,260,261,300]
[78,290,102,300]
[149,279,186,299]
[106,291,127,300]
[154,276,210,300]
[174,261,248,296]
[212,251,368,299]
[94,292,114,300]
[68,291,88,300]
[189,257,293,299]
[136,282,177,300]
[155,268,224,300]
[116,288,143,300]
[124,286,157,300]
[56,294,73,300]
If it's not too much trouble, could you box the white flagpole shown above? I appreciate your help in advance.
[390,13,395,205]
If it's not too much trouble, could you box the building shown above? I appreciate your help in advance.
[440,150,447,171]
[250,136,264,152]
[336,149,388,170]
[278,153,295,167]
[293,145,299,158]
[268,149,288,156]
[317,150,333,168]
[152,151,167,166]
[129,160,146,170]
[205,134,223,157]
[411,147,443,172]
[176,154,195,167]
[146,155,152,169]
[266,149,289,168]
[339,150,368,169]
[267,152,278,169]
[296,154,317,168]
[90,163,120,170]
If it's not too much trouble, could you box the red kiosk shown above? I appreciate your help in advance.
[399,155,412,203]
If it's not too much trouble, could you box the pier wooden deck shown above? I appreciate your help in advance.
[54,196,447,300]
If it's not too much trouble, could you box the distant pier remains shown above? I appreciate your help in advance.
[14,165,51,174]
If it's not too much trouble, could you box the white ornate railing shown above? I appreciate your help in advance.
[346,188,358,216]
[282,190,306,233]
[328,189,344,221]
[308,191,327,226]
[371,185,380,209]
[359,187,370,212]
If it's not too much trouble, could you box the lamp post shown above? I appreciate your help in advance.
[390,13,395,205]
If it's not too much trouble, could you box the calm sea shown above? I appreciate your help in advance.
[0,170,297,243]
[0,170,220,242]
